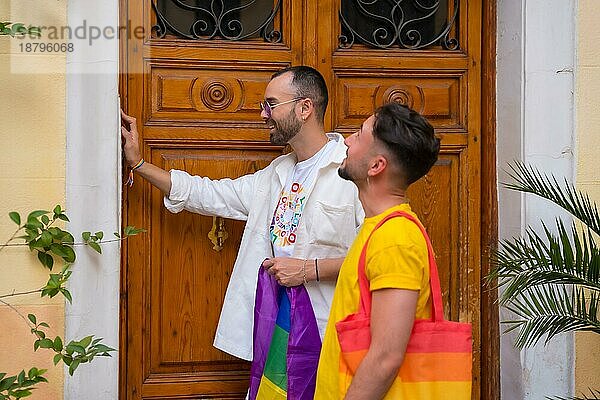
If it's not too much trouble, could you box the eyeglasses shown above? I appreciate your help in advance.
[259,97,304,119]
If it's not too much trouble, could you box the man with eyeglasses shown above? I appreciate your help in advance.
[121,66,363,399]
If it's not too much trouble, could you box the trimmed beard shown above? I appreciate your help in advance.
[338,165,352,181]
[269,109,302,145]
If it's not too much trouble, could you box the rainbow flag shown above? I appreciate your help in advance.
[249,267,321,400]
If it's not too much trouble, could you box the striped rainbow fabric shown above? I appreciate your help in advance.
[335,211,472,399]
[256,289,290,398]
[249,266,321,400]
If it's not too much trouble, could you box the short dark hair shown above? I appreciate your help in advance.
[271,66,328,123]
[372,102,440,185]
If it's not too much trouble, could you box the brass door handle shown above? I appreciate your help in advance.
[208,216,229,252]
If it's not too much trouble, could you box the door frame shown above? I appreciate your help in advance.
[117,1,499,398]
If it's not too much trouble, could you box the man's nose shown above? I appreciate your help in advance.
[260,108,269,120]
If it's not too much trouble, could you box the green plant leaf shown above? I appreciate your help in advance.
[79,335,93,349]
[53,205,62,215]
[27,314,36,325]
[68,359,81,376]
[41,214,50,226]
[82,231,91,242]
[88,242,102,254]
[38,338,54,349]
[26,217,43,230]
[53,336,63,352]
[0,375,17,391]
[60,289,72,304]
[9,211,21,225]
[39,231,52,247]
[57,214,69,222]
[53,353,62,366]
[37,252,54,270]
[27,210,49,220]
[16,370,25,385]
[12,389,32,398]
[95,231,104,240]
[124,226,145,236]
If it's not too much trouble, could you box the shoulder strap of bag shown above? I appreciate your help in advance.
[357,210,444,322]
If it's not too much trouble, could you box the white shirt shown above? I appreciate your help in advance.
[164,133,364,361]
[271,140,337,257]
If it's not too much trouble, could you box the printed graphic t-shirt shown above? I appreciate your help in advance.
[270,140,337,258]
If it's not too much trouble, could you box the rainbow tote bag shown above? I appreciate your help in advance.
[335,211,472,399]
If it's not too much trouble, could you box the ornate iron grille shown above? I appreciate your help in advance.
[152,0,282,42]
[339,0,459,50]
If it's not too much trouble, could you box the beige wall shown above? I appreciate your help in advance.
[0,1,66,398]
[575,0,600,395]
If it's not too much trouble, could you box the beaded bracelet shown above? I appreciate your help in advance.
[302,259,308,285]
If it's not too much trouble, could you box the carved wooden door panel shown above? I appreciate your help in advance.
[121,1,486,399]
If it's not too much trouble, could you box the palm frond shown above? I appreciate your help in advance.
[549,389,600,400]
[505,161,600,236]
[503,285,600,349]
[492,219,600,304]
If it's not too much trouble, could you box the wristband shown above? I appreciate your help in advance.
[302,259,308,285]
[125,158,144,187]
[315,258,319,282]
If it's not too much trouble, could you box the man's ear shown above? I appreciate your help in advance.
[300,98,313,119]
[368,155,388,177]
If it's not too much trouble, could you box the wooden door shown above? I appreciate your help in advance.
[120,1,492,399]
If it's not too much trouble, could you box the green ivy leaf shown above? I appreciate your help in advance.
[88,241,102,254]
[57,214,69,222]
[38,338,54,349]
[13,389,32,398]
[62,232,75,244]
[0,375,17,391]
[79,335,93,349]
[27,210,49,220]
[49,243,67,258]
[26,217,43,230]
[53,353,62,366]
[53,205,62,215]
[27,314,36,325]
[62,246,76,263]
[95,231,104,240]
[39,231,52,247]
[38,322,49,328]
[68,359,81,376]
[17,370,25,384]
[41,214,50,226]
[66,343,86,355]
[82,231,91,242]
[53,336,63,352]
[60,288,72,304]
[37,252,54,270]
[9,211,21,225]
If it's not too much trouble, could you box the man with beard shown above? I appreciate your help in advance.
[315,103,441,399]
[120,66,363,399]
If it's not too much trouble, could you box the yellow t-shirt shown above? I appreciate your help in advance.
[314,203,431,399]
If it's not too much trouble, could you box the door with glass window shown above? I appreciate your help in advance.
[120,1,490,398]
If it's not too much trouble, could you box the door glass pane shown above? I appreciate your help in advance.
[152,0,282,42]
[339,0,459,50]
